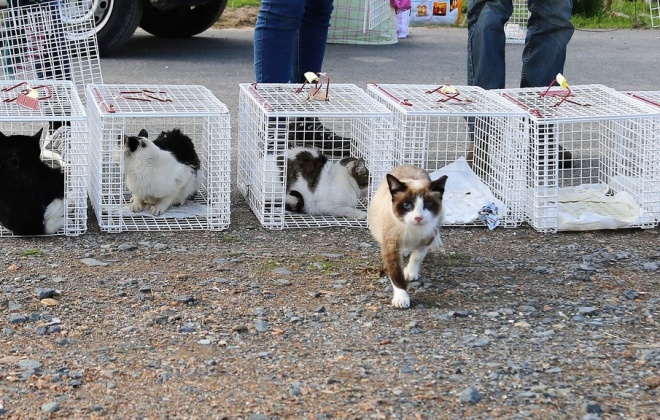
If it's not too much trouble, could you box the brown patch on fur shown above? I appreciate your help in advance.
[344,157,369,190]
[285,190,304,213]
[287,150,327,192]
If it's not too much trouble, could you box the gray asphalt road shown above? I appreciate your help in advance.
[101,27,660,121]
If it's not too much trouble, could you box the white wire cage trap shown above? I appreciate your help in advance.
[86,84,231,232]
[626,91,660,110]
[0,79,87,237]
[367,83,529,228]
[505,0,528,44]
[0,0,103,102]
[651,0,660,28]
[238,82,395,229]
[497,84,660,233]
[328,0,396,45]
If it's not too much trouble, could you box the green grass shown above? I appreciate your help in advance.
[226,0,260,8]
[572,0,653,29]
[20,249,41,256]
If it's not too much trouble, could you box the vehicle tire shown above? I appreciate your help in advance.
[139,0,229,38]
[93,0,144,55]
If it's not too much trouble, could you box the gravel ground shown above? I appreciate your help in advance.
[1,199,659,419]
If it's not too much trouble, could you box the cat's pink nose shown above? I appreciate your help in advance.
[414,216,423,223]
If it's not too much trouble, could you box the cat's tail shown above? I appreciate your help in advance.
[43,198,66,234]
[285,190,305,213]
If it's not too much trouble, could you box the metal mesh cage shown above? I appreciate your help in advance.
[505,0,528,44]
[0,0,102,103]
[651,0,660,28]
[0,79,87,236]
[328,0,397,45]
[367,83,529,228]
[86,84,231,232]
[626,91,660,110]
[497,84,660,232]
[238,82,394,229]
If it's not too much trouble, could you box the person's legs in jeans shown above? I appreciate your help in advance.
[254,0,348,154]
[466,1,512,172]
[294,0,334,83]
[467,0,512,89]
[520,0,574,88]
[523,0,575,168]
[254,0,333,83]
[254,0,305,83]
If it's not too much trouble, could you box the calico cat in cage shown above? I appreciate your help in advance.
[0,128,66,235]
[281,147,369,219]
[368,165,448,308]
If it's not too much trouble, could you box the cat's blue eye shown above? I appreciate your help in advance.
[402,202,413,211]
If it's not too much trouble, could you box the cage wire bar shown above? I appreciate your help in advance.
[651,0,660,27]
[505,0,528,44]
[86,84,231,232]
[497,84,660,233]
[367,83,529,228]
[238,82,394,229]
[0,0,103,103]
[0,79,88,237]
[328,0,396,44]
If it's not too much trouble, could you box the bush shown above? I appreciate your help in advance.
[573,0,605,17]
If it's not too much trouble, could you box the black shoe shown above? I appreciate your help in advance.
[288,117,351,156]
[558,145,572,169]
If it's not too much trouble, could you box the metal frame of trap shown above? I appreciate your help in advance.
[328,0,394,44]
[367,83,529,228]
[496,84,660,233]
[0,79,88,237]
[0,0,103,103]
[238,82,395,229]
[651,0,660,28]
[86,84,231,232]
[505,0,528,44]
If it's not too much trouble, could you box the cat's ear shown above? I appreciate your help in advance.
[431,175,448,196]
[34,128,44,140]
[354,158,368,176]
[138,129,149,138]
[386,174,406,196]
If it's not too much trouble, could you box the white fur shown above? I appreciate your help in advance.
[43,198,65,234]
[391,286,410,309]
[286,147,367,219]
[398,198,442,284]
[124,137,200,216]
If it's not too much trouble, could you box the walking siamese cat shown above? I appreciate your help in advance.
[368,165,448,308]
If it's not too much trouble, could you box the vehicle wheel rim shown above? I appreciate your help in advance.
[91,0,114,31]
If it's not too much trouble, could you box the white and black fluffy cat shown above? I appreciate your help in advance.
[123,128,201,216]
[368,165,448,308]
[0,129,66,235]
[282,147,369,219]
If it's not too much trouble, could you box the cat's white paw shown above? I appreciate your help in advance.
[391,287,410,309]
[149,205,167,216]
[43,199,65,234]
[127,201,143,213]
[354,211,368,220]
[404,266,420,281]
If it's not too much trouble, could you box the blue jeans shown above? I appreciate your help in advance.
[254,0,334,83]
[467,0,574,89]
